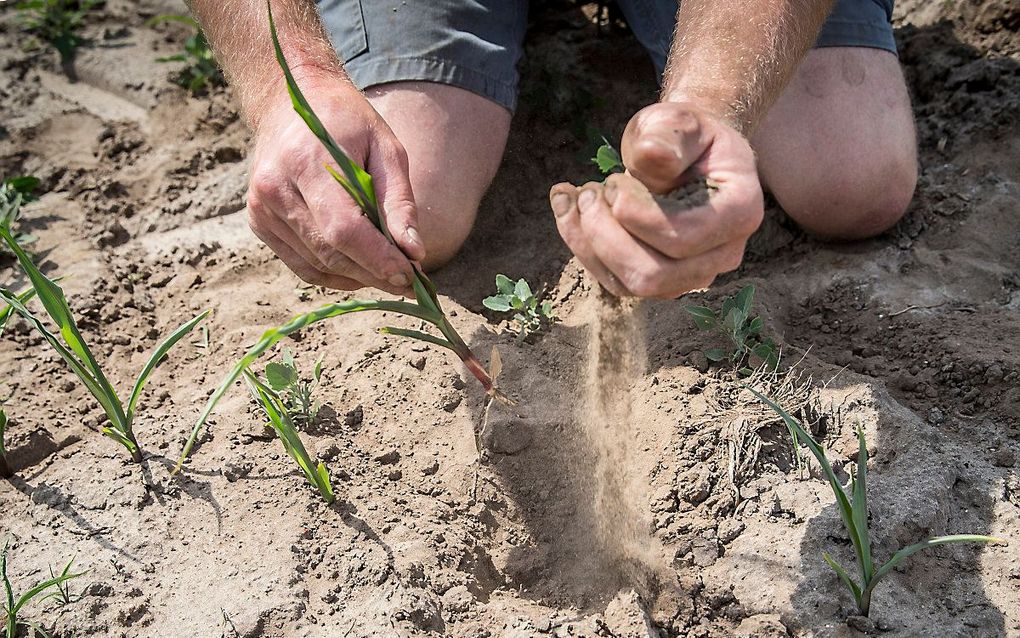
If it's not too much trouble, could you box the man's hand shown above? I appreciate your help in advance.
[549,102,763,299]
[247,73,426,295]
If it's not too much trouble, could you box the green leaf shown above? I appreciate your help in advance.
[867,535,1004,595]
[748,316,764,335]
[685,306,717,330]
[265,361,298,391]
[377,326,456,352]
[495,274,515,296]
[0,407,8,460]
[0,286,40,340]
[723,306,745,332]
[851,427,873,583]
[514,278,532,301]
[704,348,728,362]
[482,295,512,312]
[735,284,755,316]
[540,302,553,318]
[3,176,40,196]
[313,355,324,383]
[126,309,210,426]
[823,552,863,608]
[593,143,624,174]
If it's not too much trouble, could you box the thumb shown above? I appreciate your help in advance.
[621,103,713,194]
[368,141,427,263]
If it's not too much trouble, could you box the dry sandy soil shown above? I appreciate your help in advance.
[1,1,1019,636]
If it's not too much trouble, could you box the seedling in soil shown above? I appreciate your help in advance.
[1,540,84,638]
[747,387,1006,617]
[0,216,210,462]
[261,349,323,426]
[592,139,624,175]
[0,176,41,258]
[686,284,778,375]
[14,0,100,64]
[0,408,9,479]
[172,2,511,472]
[242,370,334,504]
[148,15,224,95]
[482,275,554,342]
[43,558,79,606]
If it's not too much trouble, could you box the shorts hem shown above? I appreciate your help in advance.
[346,56,518,112]
[814,20,898,55]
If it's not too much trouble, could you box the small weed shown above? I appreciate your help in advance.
[148,15,224,95]
[482,275,554,342]
[592,139,624,175]
[261,349,323,426]
[44,558,79,606]
[243,370,334,504]
[14,0,100,63]
[1,539,85,638]
[686,284,778,375]
[748,387,1006,617]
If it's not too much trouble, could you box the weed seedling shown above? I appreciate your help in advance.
[243,370,334,504]
[14,0,100,64]
[482,275,554,342]
[0,210,209,461]
[174,1,510,472]
[261,349,323,426]
[686,284,778,375]
[747,387,1005,617]
[592,139,624,175]
[1,540,84,638]
[44,558,79,606]
[148,15,224,94]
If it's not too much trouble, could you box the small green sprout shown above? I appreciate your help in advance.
[0,176,41,258]
[592,139,624,175]
[748,387,1006,617]
[243,370,334,504]
[0,408,9,479]
[43,558,79,607]
[686,284,778,375]
[14,0,100,64]
[0,205,209,462]
[482,275,554,342]
[261,349,323,426]
[2,540,85,638]
[148,15,224,95]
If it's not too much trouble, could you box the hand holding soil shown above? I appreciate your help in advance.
[549,103,763,299]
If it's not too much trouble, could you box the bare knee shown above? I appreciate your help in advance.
[416,195,477,271]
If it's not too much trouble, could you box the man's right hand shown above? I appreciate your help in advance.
[246,73,426,295]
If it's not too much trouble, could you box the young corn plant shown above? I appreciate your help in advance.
[0,211,209,462]
[686,284,778,375]
[243,370,334,504]
[173,1,510,472]
[148,15,224,94]
[2,540,84,638]
[482,275,554,342]
[261,349,323,426]
[14,0,100,64]
[747,387,1005,617]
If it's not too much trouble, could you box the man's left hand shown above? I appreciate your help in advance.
[549,102,764,299]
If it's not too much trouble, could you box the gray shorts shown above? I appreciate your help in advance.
[317,0,896,112]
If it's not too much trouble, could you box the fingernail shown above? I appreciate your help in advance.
[388,273,409,288]
[405,226,423,249]
[551,192,572,217]
[577,188,596,213]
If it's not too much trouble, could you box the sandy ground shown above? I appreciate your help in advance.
[1,1,1018,636]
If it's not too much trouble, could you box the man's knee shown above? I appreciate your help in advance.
[778,146,917,240]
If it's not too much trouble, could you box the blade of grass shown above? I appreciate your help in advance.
[0,408,10,478]
[822,552,863,609]
[851,426,873,582]
[126,310,210,424]
[377,327,456,352]
[0,287,40,340]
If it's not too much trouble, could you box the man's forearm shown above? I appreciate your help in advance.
[187,0,350,130]
[662,0,835,134]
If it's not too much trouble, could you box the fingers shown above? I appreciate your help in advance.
[247,208,362,291]
[621,103,713,194]
[603,172,762,260]
[549,183,631,297]
[366,136,427,262]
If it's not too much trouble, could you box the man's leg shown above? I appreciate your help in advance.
[366,83,511,269]
[752,47,918,239]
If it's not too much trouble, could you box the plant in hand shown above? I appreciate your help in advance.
[748,386,1005,617]
[174,2,510,472]
[2,539,84,638]
[686,284,778,375]
[149,15,224,94]
[482,275,554,342]
[261,349,323,426]
[0,211,210,462]
[14,0,100,63]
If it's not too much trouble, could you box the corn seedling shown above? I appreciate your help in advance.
[592,139,624,175]
[747,387,1005,617]
[482,275,554,342]
[261,349,322,426]
[172,2,510,472]
[243,370,334,504]
[14,0,100,64]
[148,15,224,95]
[686,284,778,375]
[0,213,209,461]
[0,177,41,258]
[2,540,84,638]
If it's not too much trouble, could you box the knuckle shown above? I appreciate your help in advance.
[322,219,356,252]
[249,167,287,204]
